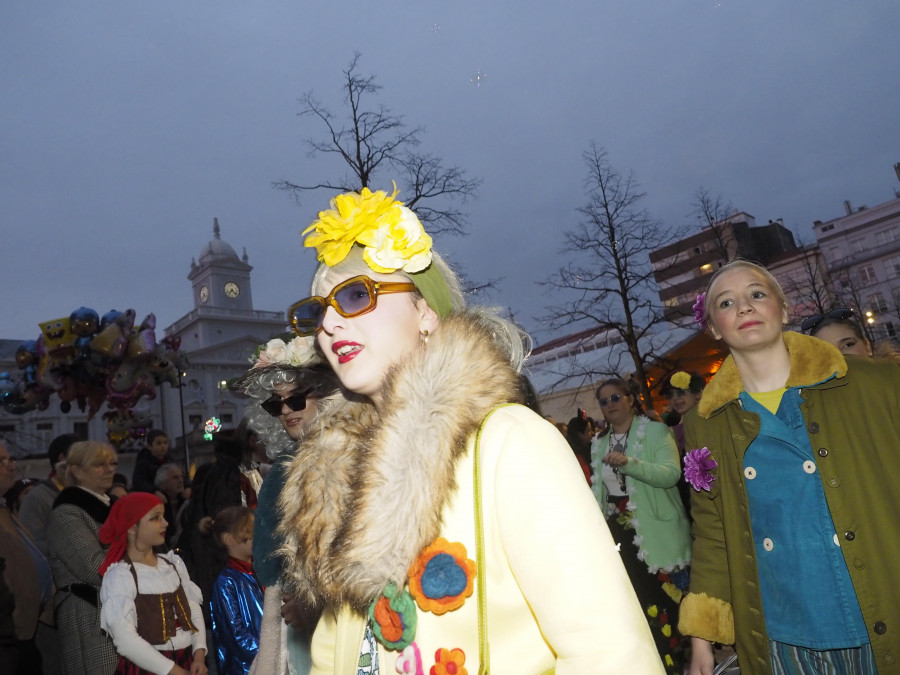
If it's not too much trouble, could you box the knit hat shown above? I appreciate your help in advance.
[98,492,162,576]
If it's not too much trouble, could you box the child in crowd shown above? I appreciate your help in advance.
[205,506,263,675]
[99,492,207,675]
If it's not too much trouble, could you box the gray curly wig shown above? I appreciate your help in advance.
[234,361,340,459]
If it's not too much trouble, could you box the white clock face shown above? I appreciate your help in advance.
[224,281,240,298]
[199,285,209,302]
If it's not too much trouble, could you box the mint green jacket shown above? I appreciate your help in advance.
[592,417,692,573]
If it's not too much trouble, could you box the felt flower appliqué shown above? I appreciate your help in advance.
[395,642,424,675]
[684,447,718,492]
[430,647,467,675]
[408,538,476,615]
[692,293,706,325]
[369,583,418,651]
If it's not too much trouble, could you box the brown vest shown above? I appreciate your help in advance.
[126,556,198,645]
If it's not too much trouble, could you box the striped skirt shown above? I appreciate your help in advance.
[769,640,876,675]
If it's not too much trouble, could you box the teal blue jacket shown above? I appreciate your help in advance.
[680,332,900,675]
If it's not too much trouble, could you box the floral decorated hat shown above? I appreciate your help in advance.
[231,333,338,399]
[230,333,340,459]
[302,185,454,318]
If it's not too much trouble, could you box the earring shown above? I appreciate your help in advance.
[421,329,430,345]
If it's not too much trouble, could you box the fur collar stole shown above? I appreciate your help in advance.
[277,311,522,613]
[698,331,847,419]
[53,486,111,525]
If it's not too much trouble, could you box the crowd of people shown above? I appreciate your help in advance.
[2,186,899,675]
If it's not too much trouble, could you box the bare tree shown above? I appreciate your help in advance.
[274,53,480,236]
[831,267,877,343]
[540,143,685,407]
[778,242,839,324]
[692,187,738,261]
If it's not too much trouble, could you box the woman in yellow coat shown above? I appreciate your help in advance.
[276,186,664,674]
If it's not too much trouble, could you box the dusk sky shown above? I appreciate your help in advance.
[3,0,899,347]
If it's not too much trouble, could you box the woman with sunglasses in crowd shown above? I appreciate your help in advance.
[231,335,339,675]
[802,306,900,363]
[680,260,900,675]
[275,187,663,674]
[591,378,692,673]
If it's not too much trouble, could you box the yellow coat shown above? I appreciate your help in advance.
[308,404,664,675]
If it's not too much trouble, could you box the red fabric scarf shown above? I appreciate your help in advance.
[98,492,162,576]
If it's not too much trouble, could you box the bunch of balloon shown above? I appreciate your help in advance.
[0,307,187,447]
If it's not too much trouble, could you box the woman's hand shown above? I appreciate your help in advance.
[281,592,316,633]
[188,649,208,675]
[601,452,629,468]
[688,637,716,675]
[167,666,187,675]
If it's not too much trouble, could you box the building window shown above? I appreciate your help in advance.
[888,256,900,277]
[821,223,835,232]
[859,265,877,284]
[870,292,888,313]
[851,238,866,253]
[876,228,898,245]
[189,414,202,429]
[221,414,233,426]
[886,322,897,338]
[74,422,88,439]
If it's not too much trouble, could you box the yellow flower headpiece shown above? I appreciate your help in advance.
[302,185,433,274]
[302,185,453,318]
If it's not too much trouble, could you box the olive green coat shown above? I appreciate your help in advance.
[679,331,900,674]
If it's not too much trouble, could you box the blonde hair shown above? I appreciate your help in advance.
[702,259,788,332]
[309,246,531,371]
[63,441,117,487]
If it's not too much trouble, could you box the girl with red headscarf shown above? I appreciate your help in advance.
[98,493,208,675]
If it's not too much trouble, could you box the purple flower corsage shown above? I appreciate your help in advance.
[684,447,717,491]
[692,293,706,325]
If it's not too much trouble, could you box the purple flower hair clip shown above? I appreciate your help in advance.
[684,447,717,492]
[692,293,706,325]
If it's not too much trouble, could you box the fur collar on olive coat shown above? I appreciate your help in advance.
[277,311,522,614]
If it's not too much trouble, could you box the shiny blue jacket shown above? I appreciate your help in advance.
[210,563,263,675]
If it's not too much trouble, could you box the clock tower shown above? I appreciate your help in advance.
[188,218,253,311]
[162,218,287,448]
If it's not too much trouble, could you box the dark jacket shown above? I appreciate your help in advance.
[131,448,166,494]
[679,331,900,674]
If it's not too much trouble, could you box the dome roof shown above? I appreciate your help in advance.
[198,218,242,264]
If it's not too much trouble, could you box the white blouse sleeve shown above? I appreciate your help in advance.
[164,552,207,653]
[100,562,178,675]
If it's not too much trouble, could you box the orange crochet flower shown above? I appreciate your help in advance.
[408,538,476,615]
[430,647,466,675]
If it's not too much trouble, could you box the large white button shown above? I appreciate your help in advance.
[763,538,774,551]
[833,533,841,547]
[744,466,757,480]
[803,460,816,474]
